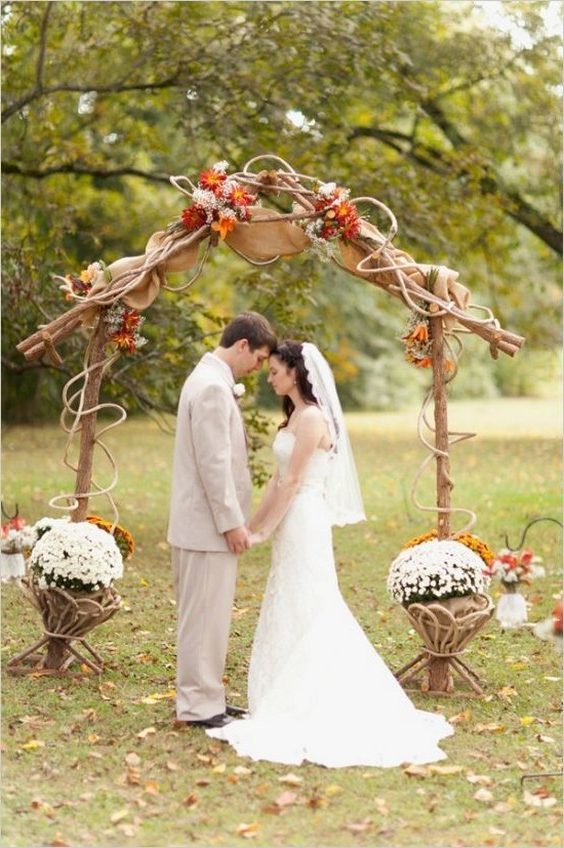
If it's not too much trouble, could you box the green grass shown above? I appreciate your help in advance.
[2,398,562,848]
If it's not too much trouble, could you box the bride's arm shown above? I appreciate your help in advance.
[247,471,280,533]
[250,408,327,544]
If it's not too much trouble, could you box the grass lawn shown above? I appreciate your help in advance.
[2,398,562,848]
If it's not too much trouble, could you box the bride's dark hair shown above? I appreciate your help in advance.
[273,340,317,429]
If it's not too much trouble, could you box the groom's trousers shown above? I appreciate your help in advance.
[171,546,237,721]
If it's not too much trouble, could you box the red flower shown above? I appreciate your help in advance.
[199,169,226,194]
[111,331,137,353]
[181,205,207,232]
[2,516,26,535]
[520,549,534,565]
[122,310,141,333]
[228,184,256,207]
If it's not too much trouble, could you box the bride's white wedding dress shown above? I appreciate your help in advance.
[208,430,454,766]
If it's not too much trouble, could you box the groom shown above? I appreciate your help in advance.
[168,312,276,728]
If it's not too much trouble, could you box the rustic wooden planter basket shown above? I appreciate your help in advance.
[7,577,121,675]
[395,593,494,695]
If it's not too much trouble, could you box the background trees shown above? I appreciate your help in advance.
[2,0,561,422]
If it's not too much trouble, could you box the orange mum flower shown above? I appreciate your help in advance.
[228,185,256,207]
[211,213,237,240]
[199,169,226,194]
[407,323,429,343]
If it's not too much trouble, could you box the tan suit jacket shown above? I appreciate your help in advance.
[167,352,252,552]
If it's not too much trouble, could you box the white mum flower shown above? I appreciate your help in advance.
[387,540,490,604]
[29,522,123,592]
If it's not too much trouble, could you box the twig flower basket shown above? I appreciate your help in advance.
[7,519,127,675]
[388,537,494,694]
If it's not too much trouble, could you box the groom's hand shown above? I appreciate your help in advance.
[224,526,251,555]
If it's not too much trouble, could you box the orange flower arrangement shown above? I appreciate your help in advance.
[86,515,134,561]
[403,529,495,568]
[179,161,257,239]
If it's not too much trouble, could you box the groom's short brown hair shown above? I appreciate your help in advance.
[220,311,277,351]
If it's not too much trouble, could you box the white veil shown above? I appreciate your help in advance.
[301,342,366,527]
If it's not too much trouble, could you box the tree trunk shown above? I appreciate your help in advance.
[72,318,108,522]
[43,638,69,669]
[431,314,452,539]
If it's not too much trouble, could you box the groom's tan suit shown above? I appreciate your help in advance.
[168,352,252,720]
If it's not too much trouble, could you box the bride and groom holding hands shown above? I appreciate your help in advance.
[167,311,453,768]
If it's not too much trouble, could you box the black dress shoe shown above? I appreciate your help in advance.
[186,713,234,729]
[226,703,248,717]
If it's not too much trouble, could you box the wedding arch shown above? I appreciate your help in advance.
[14,154,526,687]
[16,153,524,535]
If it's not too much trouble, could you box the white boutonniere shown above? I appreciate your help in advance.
[233,383,246,399]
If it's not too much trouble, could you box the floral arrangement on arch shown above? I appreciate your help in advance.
[300,181,361,261]
[58,261,147,355]
[178,160,257,241]
[484,547,545,586]
[387,539,491,605]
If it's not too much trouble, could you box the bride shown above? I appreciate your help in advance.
[208,340,453,767]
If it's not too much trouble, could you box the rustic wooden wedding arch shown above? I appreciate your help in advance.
[16,154,525,538]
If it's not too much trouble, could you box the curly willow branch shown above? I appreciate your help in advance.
[410,339,478,533]
[48,334,125,527]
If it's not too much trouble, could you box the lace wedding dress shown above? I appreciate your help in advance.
[208,430,454,767]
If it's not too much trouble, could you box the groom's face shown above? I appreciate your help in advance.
[234,341,270,377]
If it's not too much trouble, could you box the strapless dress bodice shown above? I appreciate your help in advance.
[273,429,330,495]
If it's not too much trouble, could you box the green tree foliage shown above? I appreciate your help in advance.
[2,1,561,423]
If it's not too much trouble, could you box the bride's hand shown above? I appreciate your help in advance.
[249,530,266,547]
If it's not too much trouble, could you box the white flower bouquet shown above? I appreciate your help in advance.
[29,521,123,593]
[387,540,490,605]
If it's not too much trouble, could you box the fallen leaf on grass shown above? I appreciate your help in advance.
[183,793,198,808]
[110,808,129,824]
[488,826,507,836]
[373,797,390,816]
[428,764,464,776]
[448,709,472,724]
[325,784,343,796]
[196,778,211,787]
[520,716,538,727]
[234,766,253,776]
[473,723,506,734]
[116,823,138,838]
[496,685,517,703]
[278,773,303,786]
[402,764,429,778]
[136,726,156,740]
[346,817,372,834]
[466,773,494,786]
[274,791,298,807]
[143,780,160,795]
[492,801,513,813]
[166,760,179,772]
[49,838,70,847]
[211,763,226,774]
[473,788,494,803]
[125,752,141,767]
[31,799,56,818]
[537,734,555,744]
[21,739,46,750]
[306,795,328,809]
[236,822,260,838]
